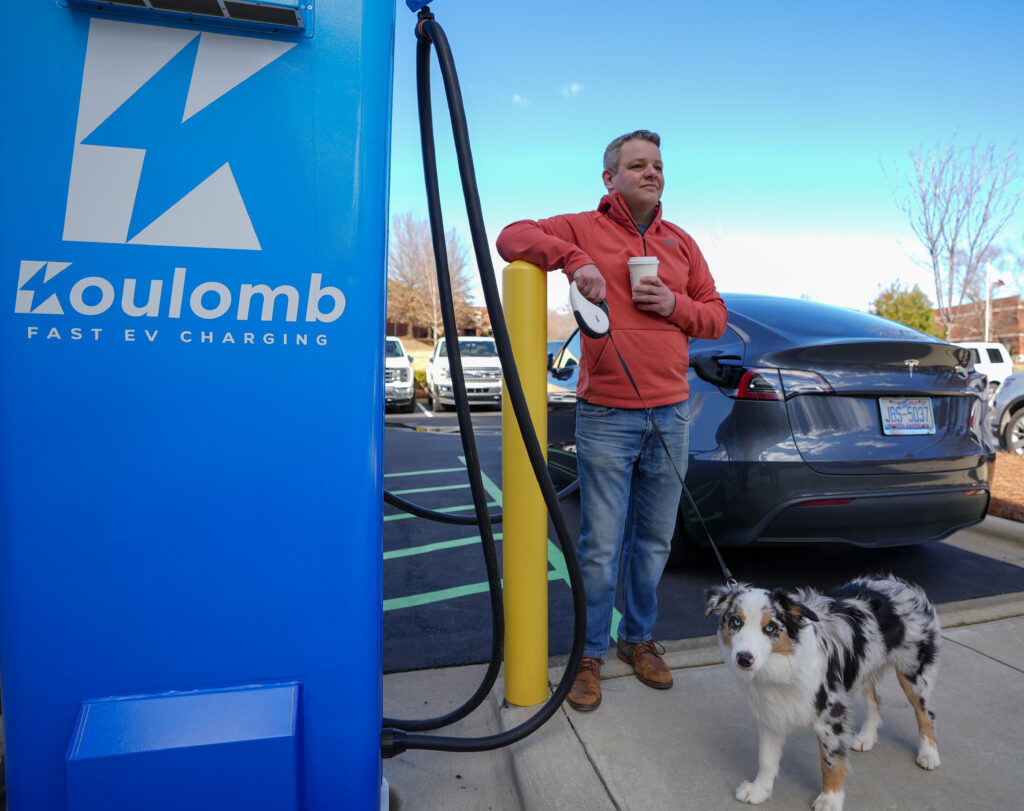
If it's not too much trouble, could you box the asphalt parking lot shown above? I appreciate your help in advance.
[383,408,1024,673]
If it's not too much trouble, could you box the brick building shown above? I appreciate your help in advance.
[938,294,1024,361]
[386,306,492,339]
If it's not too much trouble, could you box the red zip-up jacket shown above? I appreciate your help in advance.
[496,192,728,408]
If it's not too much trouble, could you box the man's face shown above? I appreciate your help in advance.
[602,139,664,223]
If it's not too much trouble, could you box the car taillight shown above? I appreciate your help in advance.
[735,369,783,400]
[732,368,833,400]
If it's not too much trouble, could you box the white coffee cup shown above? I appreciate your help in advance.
[628,256,659,287]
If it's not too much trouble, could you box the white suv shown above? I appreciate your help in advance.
[384,337,416,412]
[426,336,502,411]
[957,341,1014,396]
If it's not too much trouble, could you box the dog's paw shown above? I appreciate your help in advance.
[916,739,940,770]
[735,780,772,804]
[851,730,877,752]
[812,789,845,811]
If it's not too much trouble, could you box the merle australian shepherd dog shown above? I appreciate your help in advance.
[705,576,940,811]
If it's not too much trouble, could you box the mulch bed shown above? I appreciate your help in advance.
[989,452,1024,523]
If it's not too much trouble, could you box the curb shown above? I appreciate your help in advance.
[976,513,1024,543]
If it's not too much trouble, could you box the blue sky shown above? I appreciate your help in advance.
[389,0,1024,313]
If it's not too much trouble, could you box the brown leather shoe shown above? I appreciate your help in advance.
[567,657,602,711]
[617,638,673,689]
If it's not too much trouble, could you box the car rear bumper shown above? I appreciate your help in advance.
[755,486,989,546]
[681,457,990,549]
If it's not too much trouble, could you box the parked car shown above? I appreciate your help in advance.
[547,293,992,562]
[957,341,1014,397]
[426,336,503,411]
[990,372,1024,455]
[384,337,416,413]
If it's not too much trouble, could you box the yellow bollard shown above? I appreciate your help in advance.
[501,261,549,707]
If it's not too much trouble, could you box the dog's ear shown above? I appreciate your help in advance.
[705,584,736,617]
[771,588,819,629]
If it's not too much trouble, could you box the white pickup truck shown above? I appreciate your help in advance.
[384,336,416,412]
[426,336,502,411]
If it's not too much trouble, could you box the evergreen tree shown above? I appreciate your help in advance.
[870,283,942,337]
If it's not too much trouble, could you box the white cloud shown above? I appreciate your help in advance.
[512,94,531,107]
[558,82,583,99]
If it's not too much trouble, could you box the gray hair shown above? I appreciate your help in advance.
[603,130,661,174]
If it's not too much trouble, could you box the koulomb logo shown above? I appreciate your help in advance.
[15,18,344,347]
[64,17,295,250]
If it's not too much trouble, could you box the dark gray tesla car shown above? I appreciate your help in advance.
[547,293,992,561]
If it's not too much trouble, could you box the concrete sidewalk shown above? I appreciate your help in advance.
[383,517,1024,810]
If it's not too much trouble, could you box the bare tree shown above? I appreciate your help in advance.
[387,211,476,339]
[890,135,1022,337]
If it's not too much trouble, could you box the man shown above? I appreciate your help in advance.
[496,130,727,710]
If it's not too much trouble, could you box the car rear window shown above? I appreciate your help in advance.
[987,348,1005,363]
[724,294,939,343]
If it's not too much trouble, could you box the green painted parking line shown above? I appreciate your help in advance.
[389,482,469,496]
[382,455,616,639]
[473,462,502,506]
[384,569,581,611]
[384,466,465,478]
[384,533,502,560]
[384,580,492,611]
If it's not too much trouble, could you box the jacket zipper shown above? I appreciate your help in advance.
[614,196,657,256]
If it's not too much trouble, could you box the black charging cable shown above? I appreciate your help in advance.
[383,479,578,527]
[381,7,588,756]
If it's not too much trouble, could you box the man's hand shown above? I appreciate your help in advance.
[572,264,606,304]
[632,276,676,317]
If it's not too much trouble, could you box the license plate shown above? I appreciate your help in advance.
[879,397,935,435]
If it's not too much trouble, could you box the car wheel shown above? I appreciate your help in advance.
[1003,409,1024,456]
[402,398,416,413]
[667,507,701,567]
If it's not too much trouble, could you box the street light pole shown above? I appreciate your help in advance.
[985,262,1005,343]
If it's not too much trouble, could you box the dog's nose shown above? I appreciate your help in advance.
[736,651,754,669]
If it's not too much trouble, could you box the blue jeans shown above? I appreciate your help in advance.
[575,399,690,659]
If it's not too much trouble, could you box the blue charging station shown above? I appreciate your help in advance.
[0,2,394,808]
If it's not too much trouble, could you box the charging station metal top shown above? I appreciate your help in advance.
[60,0,316,37]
